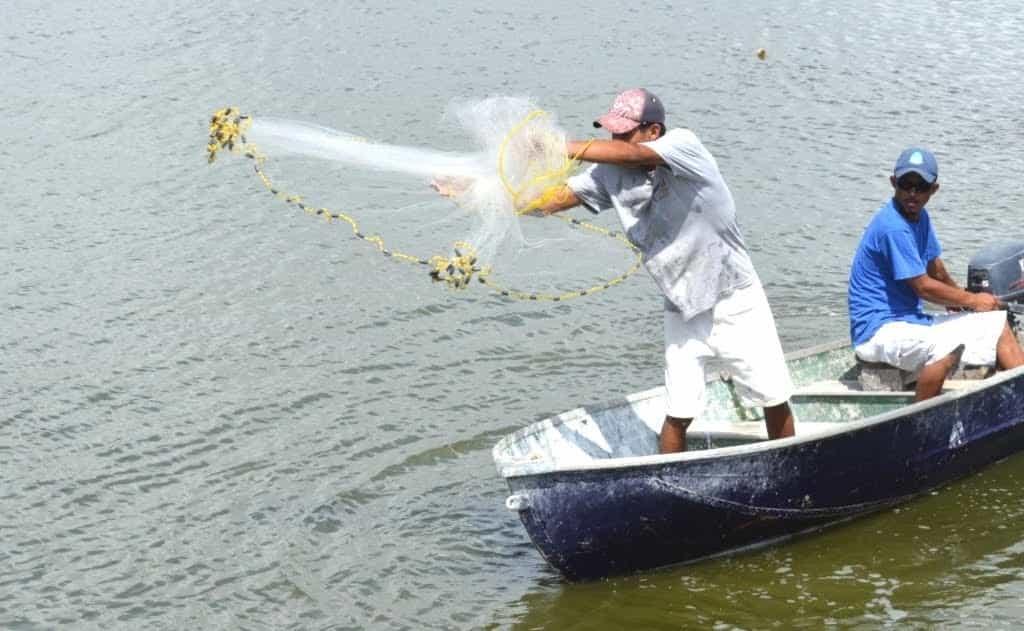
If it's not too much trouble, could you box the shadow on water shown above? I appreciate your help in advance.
[498,450,1024,629]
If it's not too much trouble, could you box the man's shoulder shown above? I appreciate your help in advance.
[874,198,898,218]
[865,200,908,233]
[854,202,896,253]
[658,127,701,149]
[648,128,716,173]
[666,127,699,140]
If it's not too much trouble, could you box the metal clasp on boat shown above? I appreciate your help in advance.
[505,494,531,512]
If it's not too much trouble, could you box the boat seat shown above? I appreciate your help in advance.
[794,378,981,397]
[854,357,914,392]
[949,364,996,380]
[793,380,913,398]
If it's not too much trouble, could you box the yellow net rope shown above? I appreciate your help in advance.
[206,107,642,300]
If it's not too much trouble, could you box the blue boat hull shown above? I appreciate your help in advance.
[503,371,1024,581]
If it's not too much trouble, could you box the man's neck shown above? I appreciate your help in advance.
[892,197,920,222]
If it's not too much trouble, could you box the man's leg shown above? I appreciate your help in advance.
[662,306,711,456]
[712,281,795,443]
[914,351,960,401]
[996,321,1024,370]
[660,416,692,454]
[763,402,795,439]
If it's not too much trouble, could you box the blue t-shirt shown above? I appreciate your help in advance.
[848,198,942,346]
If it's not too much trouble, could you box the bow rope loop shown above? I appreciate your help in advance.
[204,107,643,301]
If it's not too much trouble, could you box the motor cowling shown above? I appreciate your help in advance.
[967,242,1024,342]
[967,241,1024,303]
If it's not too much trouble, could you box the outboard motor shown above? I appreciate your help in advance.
[967,241,1024,342]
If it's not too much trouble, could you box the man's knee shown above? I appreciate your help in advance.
[997,321,1024,369]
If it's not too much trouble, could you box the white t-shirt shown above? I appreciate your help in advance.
[567,128,757,320]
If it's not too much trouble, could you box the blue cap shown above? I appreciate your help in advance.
[894,147,938,183]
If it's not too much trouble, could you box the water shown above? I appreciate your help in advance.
[5,1,1024,628]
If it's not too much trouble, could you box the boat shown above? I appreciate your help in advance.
[493,330,1024,581]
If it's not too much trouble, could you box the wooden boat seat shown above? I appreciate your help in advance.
[794,378,981,397]
[794,380,912,398]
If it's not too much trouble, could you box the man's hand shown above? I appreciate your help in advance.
[967,292,1003,312]
[518,184,581,216]
[431,176,473,198]
[518,207,548,217]
[908,273,1006,313]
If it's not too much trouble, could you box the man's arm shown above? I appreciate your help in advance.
[906,261,1002,311]
[926,257,959,289]
[530,184,581,215]
[532,138,662,213]
[567,139,664,168]
[925,257,970,311]
[433,176,581,215]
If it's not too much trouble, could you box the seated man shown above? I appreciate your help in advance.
[848,147,1024,400]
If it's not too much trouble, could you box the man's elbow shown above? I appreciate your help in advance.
[904,275,932,297]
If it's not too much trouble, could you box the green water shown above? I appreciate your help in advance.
[6,0,1024,628]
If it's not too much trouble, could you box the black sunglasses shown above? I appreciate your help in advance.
[896,177,935,194]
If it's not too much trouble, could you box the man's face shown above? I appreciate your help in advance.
[612,123,661,144]
[890,172,938,221]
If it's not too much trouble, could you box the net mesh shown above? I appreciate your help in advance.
[206,98,641,298]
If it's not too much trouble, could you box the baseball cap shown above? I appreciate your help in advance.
[593,88,666,134]
[893,147,938,183]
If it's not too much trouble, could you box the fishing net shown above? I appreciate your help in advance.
[206,97,641,299]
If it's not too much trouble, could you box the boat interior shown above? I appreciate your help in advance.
[493,339,1009,474]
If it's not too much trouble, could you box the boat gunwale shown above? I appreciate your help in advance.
[494,340,1024,479]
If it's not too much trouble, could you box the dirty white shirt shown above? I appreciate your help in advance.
[567,128,757,320]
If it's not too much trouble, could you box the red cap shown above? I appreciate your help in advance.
[594,88,666,134]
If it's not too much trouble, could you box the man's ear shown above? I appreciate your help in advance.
[889,175,897,188]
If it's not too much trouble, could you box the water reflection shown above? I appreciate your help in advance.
[504,451,1024,628]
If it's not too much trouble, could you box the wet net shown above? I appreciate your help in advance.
[206,97,641,299]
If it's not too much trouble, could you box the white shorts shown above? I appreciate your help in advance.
[663,281,794,419]
[854,311,1007,373]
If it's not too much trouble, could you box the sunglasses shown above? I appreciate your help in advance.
[896,177,935,194]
